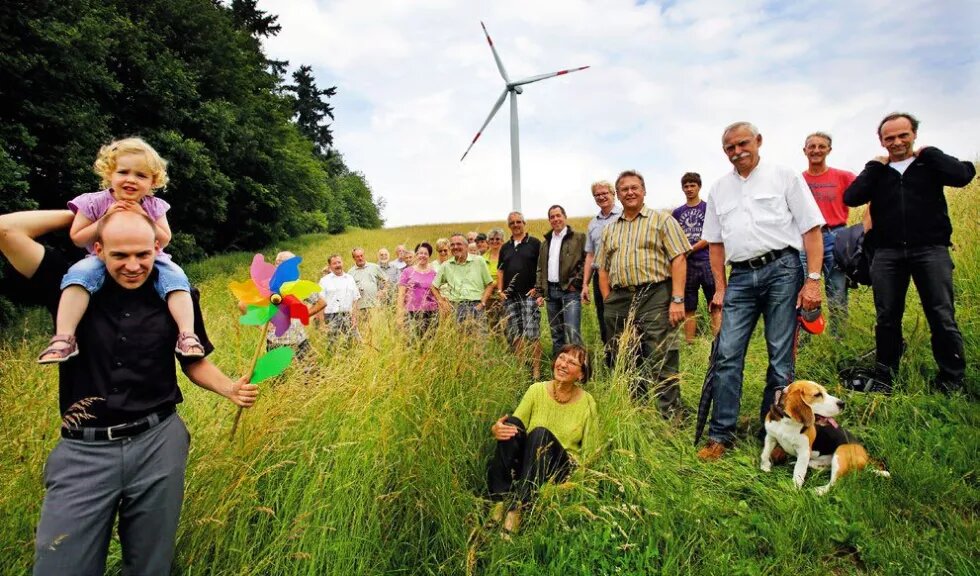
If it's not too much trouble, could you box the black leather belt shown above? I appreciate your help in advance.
[731,247,796,270]
[821,224,845,232]
[61,407,175,441]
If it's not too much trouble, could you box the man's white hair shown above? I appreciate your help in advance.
[722,121,760,142]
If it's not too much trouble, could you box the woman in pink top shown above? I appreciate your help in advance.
[397,242,439,336]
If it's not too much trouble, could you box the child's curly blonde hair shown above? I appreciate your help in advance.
[93,137,169,191]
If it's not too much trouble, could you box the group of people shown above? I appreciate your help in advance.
[0,109,972,570]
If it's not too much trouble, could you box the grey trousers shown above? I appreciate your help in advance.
[34,413,190,576]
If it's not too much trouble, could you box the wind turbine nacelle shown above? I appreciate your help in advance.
[511,85,524,94]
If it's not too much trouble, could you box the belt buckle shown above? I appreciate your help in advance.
[106,423,126,441]
[748,256,765,269]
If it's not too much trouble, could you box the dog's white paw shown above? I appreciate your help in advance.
[793,476,805,489]
[814,484,831,496]
[760,461,772,473]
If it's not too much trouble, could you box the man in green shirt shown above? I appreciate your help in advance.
[431,233,495,330]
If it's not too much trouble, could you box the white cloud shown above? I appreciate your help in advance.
[261,0,980,226]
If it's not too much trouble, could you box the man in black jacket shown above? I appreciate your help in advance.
[844,112,975,393]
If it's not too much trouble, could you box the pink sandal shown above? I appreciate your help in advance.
[38,335,79,364]
[175,332,205,358]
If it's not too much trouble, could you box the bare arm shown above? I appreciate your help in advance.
[798,226,824,310]
[708,243,727,311]
[581,253,595,303]
[152,214,173,249]
[396,285,408,322]
[669,254,686,326]
[0,210,74,278]
[69,213,99,248]
[689,239,709,253]
[181,358,258,408]
[479,281,495,308]
[308,298,326,317]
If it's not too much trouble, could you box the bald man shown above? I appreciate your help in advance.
[0,209,258,575]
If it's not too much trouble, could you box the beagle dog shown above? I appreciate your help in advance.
[760,380,889,495]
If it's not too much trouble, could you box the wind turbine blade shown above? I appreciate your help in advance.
[510,65,590,88]
[461,88,509,162]
[481,22,510,83]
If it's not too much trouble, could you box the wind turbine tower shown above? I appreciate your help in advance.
[460,22,589,212]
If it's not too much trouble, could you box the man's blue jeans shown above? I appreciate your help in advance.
[800,226,847,332]
[708,251,802,445]
[546,283,582,352]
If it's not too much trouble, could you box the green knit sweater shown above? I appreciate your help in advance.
[512,381,598,463]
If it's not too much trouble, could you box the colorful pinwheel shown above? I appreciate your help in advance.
[228,254,320,438]
[230,254,321,338]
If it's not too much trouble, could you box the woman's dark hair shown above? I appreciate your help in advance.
[414,242,433,257]
[554,344,592,384]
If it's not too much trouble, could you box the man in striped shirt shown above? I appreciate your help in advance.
[596,170,690,415]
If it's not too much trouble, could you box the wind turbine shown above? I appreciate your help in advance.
[460,22,589,212]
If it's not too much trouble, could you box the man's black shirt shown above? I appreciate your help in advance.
[498,235,541,297]
[29,248,214,426]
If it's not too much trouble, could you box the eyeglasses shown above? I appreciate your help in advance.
[617,185,643,193]
[592,192,611,199]
[507,221,523,226]
[489,238,502,243]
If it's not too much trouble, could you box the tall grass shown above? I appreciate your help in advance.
[1,184,977,575]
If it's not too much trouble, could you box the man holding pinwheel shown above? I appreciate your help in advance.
[0,209,258,575]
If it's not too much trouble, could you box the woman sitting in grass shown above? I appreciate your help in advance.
[487,343,598,533]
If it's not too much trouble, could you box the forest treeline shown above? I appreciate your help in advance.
[0,0,383,321]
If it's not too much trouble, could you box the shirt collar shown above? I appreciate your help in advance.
[597,205,622,219]
[619,205,652,222]
[732,158,764,181]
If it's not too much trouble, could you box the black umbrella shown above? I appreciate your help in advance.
[693,335,720,446]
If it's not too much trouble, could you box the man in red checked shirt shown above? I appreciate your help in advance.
[801,131,856,334]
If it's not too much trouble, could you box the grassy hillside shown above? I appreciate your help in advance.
[0,181,976,575]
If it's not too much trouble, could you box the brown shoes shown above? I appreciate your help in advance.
[697,440,729,461]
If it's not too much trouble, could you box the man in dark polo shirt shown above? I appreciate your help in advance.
[0,209,258,575]
[497,211,543,379]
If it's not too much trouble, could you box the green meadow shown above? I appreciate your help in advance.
[0,180,976,575]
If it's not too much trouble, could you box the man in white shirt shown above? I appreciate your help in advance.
[392,245,409,271]
[534,205,585,354]
[319,254,360,338]
[697,121,825,461]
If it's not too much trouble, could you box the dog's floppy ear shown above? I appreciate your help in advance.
[784,385,815,430]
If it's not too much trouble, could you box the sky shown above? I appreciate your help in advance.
[259,0,980,227]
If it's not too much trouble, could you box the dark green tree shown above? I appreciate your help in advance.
[287,65,336,156]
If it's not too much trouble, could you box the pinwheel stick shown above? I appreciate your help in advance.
[229,319,270,440]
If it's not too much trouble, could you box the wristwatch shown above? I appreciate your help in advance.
[671,295,685,304]
[806,272,822,282]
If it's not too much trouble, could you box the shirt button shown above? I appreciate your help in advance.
[124,313,131,318]
[111,387,120,393]
[120,336,128,342]
[116,361,123,367]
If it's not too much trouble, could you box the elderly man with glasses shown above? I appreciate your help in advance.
[582,180,622,364]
